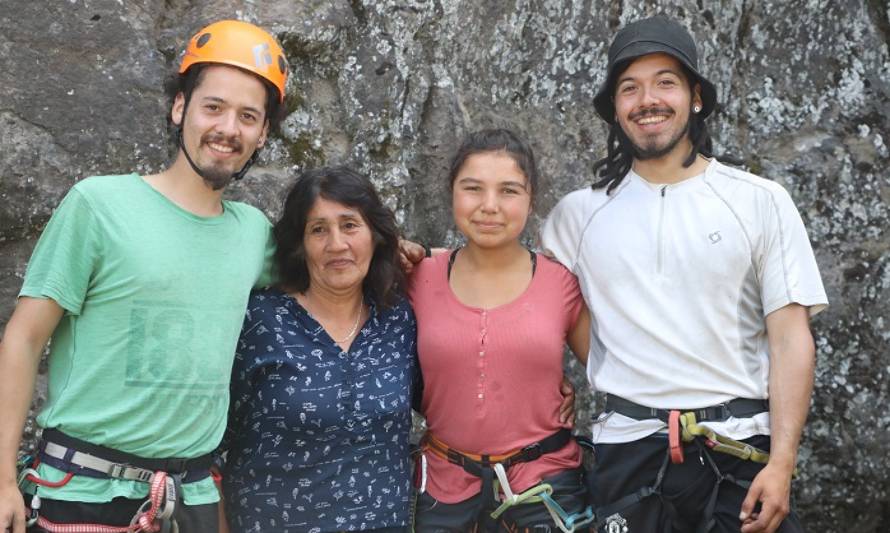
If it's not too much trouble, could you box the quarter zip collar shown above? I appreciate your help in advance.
[628,157,714,193]
[628,168,708,193]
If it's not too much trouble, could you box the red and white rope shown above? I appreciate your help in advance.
[30,471,171,533]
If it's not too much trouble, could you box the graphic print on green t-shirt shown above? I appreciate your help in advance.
[19,174,275,504]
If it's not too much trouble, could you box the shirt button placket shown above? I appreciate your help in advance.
[477,311,487,404]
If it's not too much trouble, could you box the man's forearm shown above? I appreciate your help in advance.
[0,298,63,484]
[0,336,43,483]
[766,307,816,470]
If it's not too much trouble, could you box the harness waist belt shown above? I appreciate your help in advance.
[604,394,769,423]
[424,428,572,475]
[37,428,212,483]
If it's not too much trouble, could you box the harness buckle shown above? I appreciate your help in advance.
[109,463,154,482]
[704,402,731,421]
[519,442,543,462]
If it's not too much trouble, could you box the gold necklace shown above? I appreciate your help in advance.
[333,305,363,343]
[295,293,364,344]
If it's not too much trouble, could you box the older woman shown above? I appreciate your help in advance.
[220,167,416,533]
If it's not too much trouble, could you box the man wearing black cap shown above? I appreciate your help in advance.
[541,15,827,533]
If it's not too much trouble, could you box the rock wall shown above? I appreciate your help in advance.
[1,0,888,530]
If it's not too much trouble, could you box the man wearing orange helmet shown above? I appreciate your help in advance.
[0,20,288,532]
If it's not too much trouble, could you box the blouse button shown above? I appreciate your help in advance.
[477,393,484,399]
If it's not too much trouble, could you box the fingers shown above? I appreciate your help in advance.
[558,377,576,425]
[3,508,26,533]
[740,464,791,533]
[558,399,574,425]
[739,483,761,523]
[740,490,789,533]
[398,239,426,266]
[559,377,573,395]
[741,501,787,533]
[14,509,27,533]
[0,484,28,533]
[398,251,415,275]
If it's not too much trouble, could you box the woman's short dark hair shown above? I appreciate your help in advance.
[274,166,404,308]
[163,64,287,132]
[447,128,539,204]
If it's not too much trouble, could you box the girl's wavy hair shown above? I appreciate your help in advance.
[591,61,716,194]
[274,166,404,308]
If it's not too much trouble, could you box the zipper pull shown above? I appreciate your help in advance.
[661,186,667,197]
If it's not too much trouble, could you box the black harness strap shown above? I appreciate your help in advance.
[593,449,670,527]
[605,394,769,423]
[593,395,768,530]
[38,428,212,483]
[425,428,573,529]
[694,439,752,533]
[441,429,572,476]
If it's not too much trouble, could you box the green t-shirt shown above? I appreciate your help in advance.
[20,174,274,505]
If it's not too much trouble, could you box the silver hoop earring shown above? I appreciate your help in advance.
[693,105,702,113]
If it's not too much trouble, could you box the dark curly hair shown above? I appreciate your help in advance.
[163,64,287,132]
[274,166,404,308]
[591,61,714,195]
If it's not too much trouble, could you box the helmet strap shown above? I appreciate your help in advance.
[232,150,259,181]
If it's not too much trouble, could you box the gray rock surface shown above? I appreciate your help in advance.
[1,0,888,529]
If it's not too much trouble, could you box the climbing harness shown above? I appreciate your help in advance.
[594,395,776,532]
[18,429,211,532]
[674,412,774,466]
[420,429,596,532]
[604,395,773,466]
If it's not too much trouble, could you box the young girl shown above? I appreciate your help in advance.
[408,129,591,532]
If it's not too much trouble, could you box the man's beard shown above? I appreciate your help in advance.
[197,133,245,190]
[621,106,691,161]
[199,164,235,191]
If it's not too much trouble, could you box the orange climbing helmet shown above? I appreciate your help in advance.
[179,19,288,102]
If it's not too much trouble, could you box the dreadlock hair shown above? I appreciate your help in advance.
[591,62,714,195]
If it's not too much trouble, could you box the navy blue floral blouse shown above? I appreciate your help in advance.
[221,288,417,533]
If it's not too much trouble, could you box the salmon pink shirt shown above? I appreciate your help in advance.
[408,251,583,503]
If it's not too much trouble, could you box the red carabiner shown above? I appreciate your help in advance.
[668,410,684,464]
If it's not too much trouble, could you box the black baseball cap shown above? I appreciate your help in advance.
[593,15,717,124]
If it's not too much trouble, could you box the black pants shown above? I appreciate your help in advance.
[413,468,588,533]
[25,495,218,533]
[590,434,804,533]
